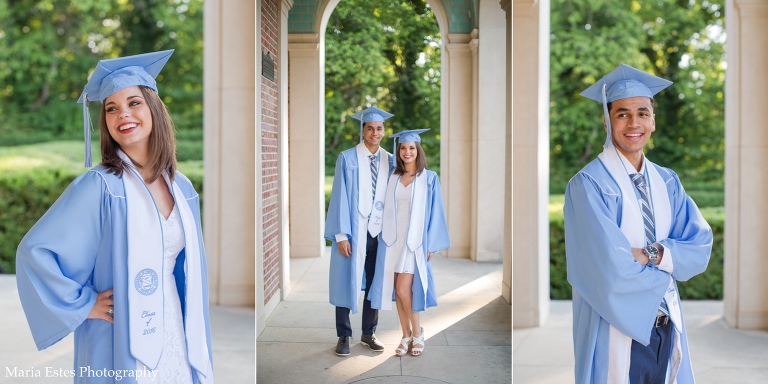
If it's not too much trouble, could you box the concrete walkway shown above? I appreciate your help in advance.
[0,275,254,383]
[257,249,511,384]
[514,300,768,384]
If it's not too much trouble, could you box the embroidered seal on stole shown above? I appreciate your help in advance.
[134,268,159,296]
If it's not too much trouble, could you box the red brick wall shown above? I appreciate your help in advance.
[261,0,280,306]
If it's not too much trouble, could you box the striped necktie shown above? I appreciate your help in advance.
[630,173,656,246]
[631,173,669,317]
[369,155,378,203]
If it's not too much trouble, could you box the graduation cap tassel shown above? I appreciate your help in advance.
[83,96,93,168]
[393,138,397,161]
[601,82,612,149]
[360,120,364,143]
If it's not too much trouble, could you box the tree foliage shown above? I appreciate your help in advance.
[550,0,725,192]
[0,0,203,146]
[324,0,441,175]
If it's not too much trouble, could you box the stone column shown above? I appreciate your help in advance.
[278,0,293,299]
[500,0,513,305]
[203,0,257,307]
[443,34,474,259]
[724,0,768,330]
[471,2,508,263]
[512,0,549,328]
[288,34,325,258]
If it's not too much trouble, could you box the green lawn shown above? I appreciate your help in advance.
[325,176,334,195]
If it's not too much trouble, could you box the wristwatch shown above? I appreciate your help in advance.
[643,244,659,266]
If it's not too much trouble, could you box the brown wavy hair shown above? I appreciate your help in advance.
[393,141,427,176]
[99,85,177,183]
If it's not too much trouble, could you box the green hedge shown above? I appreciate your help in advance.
[549,206,724,300]
[0,142,203,273]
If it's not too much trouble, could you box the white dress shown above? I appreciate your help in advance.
[155,206,195,383]
[392,182,416,274]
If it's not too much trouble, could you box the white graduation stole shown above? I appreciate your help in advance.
[123,162,165,369]
[356,142,389,236]
[119,151,210,380]
[598,144,682,383]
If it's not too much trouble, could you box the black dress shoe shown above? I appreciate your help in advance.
[361,334,385,352]
[335,336,350,356]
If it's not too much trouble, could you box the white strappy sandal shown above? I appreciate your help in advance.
[395,334,412,357]
[411,328,425,356]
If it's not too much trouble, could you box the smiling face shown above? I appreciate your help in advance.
[606,96,655,161]
[363,121,385,148]
[103,86,153,152]
[399,141,418,164]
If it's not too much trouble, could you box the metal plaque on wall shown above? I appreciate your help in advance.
[262,51,275,82]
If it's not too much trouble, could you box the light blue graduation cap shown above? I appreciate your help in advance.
[350,107,394,143]
[389,128,430,155]
[77,50,174,167]
[580,64,672,148]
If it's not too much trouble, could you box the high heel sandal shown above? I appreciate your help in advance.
[411,327,425,356]
[395,334,412,357]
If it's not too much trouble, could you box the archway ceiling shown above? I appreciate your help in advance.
[287,0,478,34]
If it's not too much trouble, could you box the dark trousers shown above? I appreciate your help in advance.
[336,232,379,337]
[629,319,673,384]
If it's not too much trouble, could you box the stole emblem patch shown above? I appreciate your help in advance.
[134,268,159,296]
[375,201,384,211]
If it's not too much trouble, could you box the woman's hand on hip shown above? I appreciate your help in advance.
[88,289,114,323]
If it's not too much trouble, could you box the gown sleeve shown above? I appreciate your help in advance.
[426,173,451,254]
[657,170,712,282]
[15,170,106,350]
[324,153,351,242]
[564,172,671,345]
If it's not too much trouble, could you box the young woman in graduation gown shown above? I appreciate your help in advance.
[15,50,214,384]
[368,129,450,357]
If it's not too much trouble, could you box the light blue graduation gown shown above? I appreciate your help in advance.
[324,147,394,314]
[16,167,215,384]
[564,158,712,384]
[368,170,450,312]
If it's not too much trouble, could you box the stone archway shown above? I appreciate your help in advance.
[286,0,507,264]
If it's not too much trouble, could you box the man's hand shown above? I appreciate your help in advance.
[338,240,351,257]
[631,245,664,266]
[631,247,647,264]
[428,252,433,261]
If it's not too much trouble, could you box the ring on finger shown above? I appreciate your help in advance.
[108,305,114,317]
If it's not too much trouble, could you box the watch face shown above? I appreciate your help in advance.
[644,245,659,258]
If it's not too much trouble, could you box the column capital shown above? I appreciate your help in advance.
[469,39,479,55]
[500,0,511,13]
[287,43,319,58]
[280,0,294,17]
[445,43,473,58]
[447,33,473,44]
[288,34,319,58]
[288,33,319,44]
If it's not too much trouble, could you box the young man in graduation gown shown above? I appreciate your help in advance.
[324,107,395,356]
[564,64,712,384]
